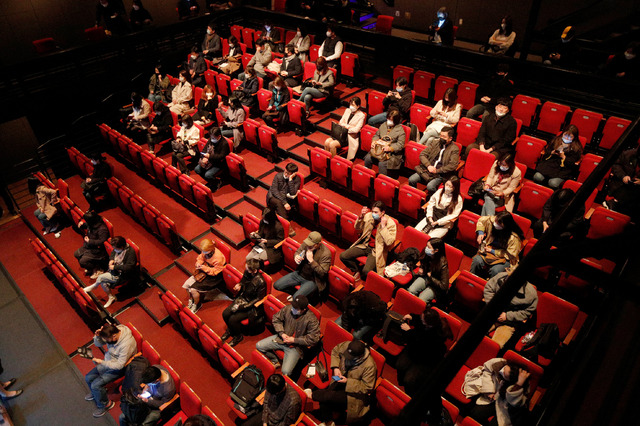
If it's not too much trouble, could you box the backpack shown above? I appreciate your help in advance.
[121,389,151,426]
[121,355,150,393]
[229,364,265,409]
[378,310,405,344]
[520,323,560,360]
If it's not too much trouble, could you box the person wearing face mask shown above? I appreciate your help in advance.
[367,76,412,126]
[465,98,517,159]
[409,126,460,192]
[604,147,640,221]
[192,84,217,126]
[171,114,200,174]
[274,232,332,299]
[186,46,207,87]
[246,208,285,266]
[239,39,272,80]
[81,153,112,210]
[485,15,516,56]
[263,76,290,130]
[83,236,139,308]
[479,152,522,216]
[290,26,311,62]
[266,163,301,234]
[324,96,366,160]
[235,65,261,107]
[217,35,243,76]
[31,183,61,236]
[256,295,322,375]
[533,188,586,241]
[195,127,230,186]
[220,259,267,346]
[419,88,462,145]
[336,290,386,341]
[364,109,406,176]
[124,92,151,139]
[277,44,303,87]
[201,23,221,60]
[318,25,343,68]
[129,0,152,32]
[148,64,171,103]
[299,57,335,115]
[543,26,578,68]
[241,374,301,426]
[427,7,454,46]
[340,201,397,281]
[416,176,463,238]
[146,101,173,154]
[607,42,640,80]
[182,238,226,313]
[177,0,200,20]
[533,124,583,189]
[218,96,246,149]
[74,211,110,279]
[95,0,128,36]
[168,70,193,115]
[407,238,449,304]
[471,211,524,279]
[466,63,513,119]
[261,20,281,53]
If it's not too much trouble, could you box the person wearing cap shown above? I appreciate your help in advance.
[339,201,397,282]
[81,153,112,210]
[182,238,226,313]
[266,163,301,237]
[466,63,514,120]
[194,127,230,188]
[256,295,322,376]
[273,231,332,299]
[543,26,578,68]
[304,340,377,425]
[241,374,301,426]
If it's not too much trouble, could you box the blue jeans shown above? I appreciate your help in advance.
[367,112,387,127]
[85,366,123,408]
[148,93,164,103]
[408,173,443,192]
[481,193,502,216]
[407,278,437,303]
[300,87,325,109]
[274,271,317,298]
[194,164,222,181]
[335,315,374,341]
[470,255,510,278]
[532,172,564,190]
[34,209,53,229]
[256,335,302,376]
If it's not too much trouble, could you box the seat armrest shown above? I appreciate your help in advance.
[159,394,179,411]
[231,362,250,379]
[449,270,460,285]
[254,296,268,308]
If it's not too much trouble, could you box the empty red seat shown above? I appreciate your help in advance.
[341,52,359,79]
[318,200,342,236]
[457,81,479,111]
[536,101,570,134]
[157,215,181,252]
[360,272,394,304]
[329,156,352,188]
[569,109,603,146]
[117,186,135,215]
[350,164,375,199]
[375,378,411,419]
[586,206,630,239]
[287,99,306,131]
[562,179,597,212]
[141,340,161,366]
[32,37,57,54]
[456,210,481,248]
[327,266,355,302]
[142,204,161,235]
[511,94,541,127]
[159,290,183,324]
[374,174,399,210]
[177,174,196,205]
[340,211,360,244]
[397,184,426,220]
[392,65,414,84]
[152,157,169,187]
[413,70,435,100]
[409,103,432,133]
[367,90,387,117]
[598,116,631,150]
[376,15,394,34]
[404,140,425,172]
[197,324,222,364]
[434,76,458,102]
[258,125,278,159]
[451,270,487,316]
[215,73,231,98]
[282,238,302,271]
[165,165,182,196]
[193,183,216,220]
[460,149,496,199]
[515,134,546,170]
[309,147,332,179]
[218,343,245,376]
[456,118,482,148]
[577,153,603,185]
[225,152,248,191]
[517,181,554,219]
[165,382,202,424]
[178,307,203,343]
[297,189,319,223]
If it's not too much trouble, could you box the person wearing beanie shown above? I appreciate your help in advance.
[182,238,226,313]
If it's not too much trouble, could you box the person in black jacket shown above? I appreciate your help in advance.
[368,76,412,126]
[83,236,139,308]
[192,84,217,126]
[220,259,267,346]
[263,76,290,130]
[147,102,173,154]
[605,42,640,80]
[95,0,128,35]
[543,26,578,68]
[277,44,303,87]
[465,98,517,159]
[533,188,586,242]
[75,212,110,279]
[187,47,207,87]
[194,127,229,186]
[427,7,454,46]
[81,153,112,210]
[336,290,387,341]
[236,65,259,108]
[129,0,152,31]
[466,64,513,119]
[533,125,583,189]
[407,237,450,304]
[266,163,301,228]
[246,208,285,267]
[605,147,640,220]
[202,22,222,59]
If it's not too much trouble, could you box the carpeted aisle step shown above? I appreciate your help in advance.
[239,150,277,179]
[316,116,340,135]
[243,186,269,210]
[155,264,191,298]
[226,199,264,222]
[210,217,247,249]
[275,130,305,151]
[303,131,329,148]
[287,142,312,164]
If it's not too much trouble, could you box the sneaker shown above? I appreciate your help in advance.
[304,388,313,400]
[90,270,104,280]
[229,335,244,347]
[54,232,61,239]
[187,299,194,310]
[286,295,293,302]
[270,359,281,369]
[93,400,115,417]
[190,303,201,314]
[85,393,95,401]
[103,295,117,308]
[353,272,361,282]
[220,330,232,341]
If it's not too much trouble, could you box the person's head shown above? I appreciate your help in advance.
[560,26,575,42]
[88,152,104,165]
[326,24,336,38]
[110,236,127,252]
[371,201,386,221]
[82,211,102,227]
[273,76,285,91]
[261,207,277,225]
[284,162,298,179]
[444,175,460,198]
[291,295,309,315]
[625,42,639,60]
[496,63,509,77]
[131,92,143,108]
[132,0,143,10]
[285,44,295,56]
[556,124,581,151]
[421,306,442,329]
[500,15,513,35]
[437,7,448,20]
[493,211,524,239]
[264,20,273,32]
[424,237,444,258]
[266,374,286,396]
[203,84,216,100]
[495,98,511,117]
[141,366,162,385]
[229,35,238,46]
[442,88,457,108]
[316,56,327,72]
[199,238,216,256]
[255,39,266,52]
[500,362,522,384]
[439,126,455,144]
[183,415,217,426]
[179,69,191,83]
[551,188,575,213]
[349,96,362,112]
[207,22,216,35]
[245,258,261,275]
[190,46,201,60]
[495,151,516,175]
[154,101,167,114]
[344,340,366,361]
[210,126,222,143]
[303,231,322,250]
[100,0,109,7]
[387,108,401,127]
[154,63,163,75]
[97,323,120,342]
[395,76,408,93]
[181,114,194,129]
[296,26,306,37]
[245,64,255,78]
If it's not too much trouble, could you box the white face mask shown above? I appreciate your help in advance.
[349,105,357,112]
[326,31,332,37]
[265,26,271,31]
[562,135,573,144]
[499,165,509,172]
[625,52,636,60]
[206,93,213,99]
[275,86,282,91]
[179,76,185,83]
[133,5,140,10]
[291,308,301,316]
[396,86,403,92]
[493,222,504,230]
[444,186,453,194]
[386,119,394,127]
[501,24,506,30]
[437,14,445,19]
[207,29,212,35]
[495,110,506,117]
[191,55,197,60]
[297,31,302,37]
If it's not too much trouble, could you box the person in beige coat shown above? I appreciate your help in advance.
[291,26,311,62]
[33,185,61,234]
[339,201,397,281]
[418,88,462,145]
[168,70,193,115]
[324,97,366,160]
[305,340,377,425]
[481,152,522,216]
[471,211,524,279]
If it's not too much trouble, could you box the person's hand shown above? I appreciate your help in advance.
[494,190,503,197]
[360,206,369,217]
[233,284,241,292]
[94,325,104,335]
[84,236,90,243]
[477,234,485,245]
[394,92,401,99]
[289,172,297,181]
[427,165,437,174]
[203,153,210,158]
[427,271,432,277]
[383,145,393,152]
[498,312,507,322]
[400,323,411,331]
[380,215,388,228]
[633,178,640,185]
[517,370,531,386]
[108,260,115,270]
[294,253,303,264]
[417,267,424,275]
[258,238,267,244]
[403,314,412,321]
[558,150,566,160]
[306,249,314,263]
[623,176,632,184]
[311,79,317,85]
[479,145,488,152]
[616,72,626,78]
[282,334,295,344]
[282,71,288,76]
[86,177,92,183]
[93,358,103,364]
[481,96,491,103]
[542,221,549,232]
[487,393,496,401]
[284,203,291,211]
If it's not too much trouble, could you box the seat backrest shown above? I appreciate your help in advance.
[364,273,394,303]
[324,320,354,355]
[413,70,435,100]
[503,350,545,397]
[330,156,352,188]
[376,379,411,419]
[537,292,579,338]
[409,103,432,133]
[157,215,180,251]
[251,349,276,379]
[328,266,355,302]
[466,336,500,368]
[511,212,531,238]
[242,213,261,239]
[434,75,458,102]
[160,291,183,324]
[222,264,243,296]
[257,88,272,112]
[282,237,302,271]
[160,360,181,390]
[264,295,286,326]
[141,340,161,366]
[218,343,245,376]
[340,211,361,244]
[392,65,413,84]
[341,52,358,78]
[178,174,197,204]
[577,153,603,184]
[456,81,479,111]
[198,324,222,362]
[599,116,631,150]
[569,108,603,145]
[178,308,203,342]
[318,200,342,235]
[455,117,482,148]
[537,101,570,134]
[367,90,387,117]
[359,124,377,153]
[374,174,399,208]
[463,149,496,182]
[452,270,487,315]
[515,135,546,170]
[180,382,203,417]
[511,94,541,127]
[397,185,426,220]
[397,226,430,253]
[309,147,332,178]
[444,243,464,278]
[303,60,317,81]
[517,181,554,219]
[562,179,596,212]
[297,189,319,222]
[258,125,277,154]
[586,206,630,239]
[434,307,462,349]
[287,99,306,127]
[392,289,426,316]
[404,141,425,173]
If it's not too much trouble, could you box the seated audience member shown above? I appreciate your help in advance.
[192,84,217,126]
[119,365,176,426]
[274,231,331,299]
[219,96,246,149]
[194,127,229,185]
[407,238,449,304]
[466,358,531,426]
[256,295,322,375]
[207,0,235,12]
[368,76,412,126]
[533,125,582,189]
[84,323,137,418]
[543,26,577,68]
[182,238,226,313]
[427,7,454,46]
[605,42,640,80]
[364,109,405,176]
[240,39,272,79]
[236,65,260,108]
[146,102,173,154]
[246,208,284,265]
[483,268,538,348]
[340,201,397,281]
[32,184,61,236]
[202,22,222,59]
[418,88,461,145]
[291,26,311,62]
[129,0,152,31]
[336,290,387,341]
[95,0,128,36]
[605,147,640,221]
[471,211,523,279]
[187,47,207,87]
[318,24,343,68]
[304,340,376,425]
[171,114,200,174]
[217,35,242,76]
[533,188,586,240]
[75,211,110,279]
[278,44,303,87]
[300,57,335,114]
[124,92,151,139]
[261,20,281,52]
[465,98,517,159]
[184,414,218,426]
[477,152,522,216]
[263,76,290,130]
[241,374,301,426]
[168,70,193,115]
[324,96,366,160]
[485,15,516,55]
[177,0,200,19]
[409,126,460,192]
[221,258,267,346]
[83,236,139,308]
[82,153,112,210]
[466,63,513,119]
[416,176,463,238]
[396,308,450,396]
[266,163,301,236]
[148,64,171,103]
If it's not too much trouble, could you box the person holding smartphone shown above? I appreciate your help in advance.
[119,366,176,426]
[266,162,301,236]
